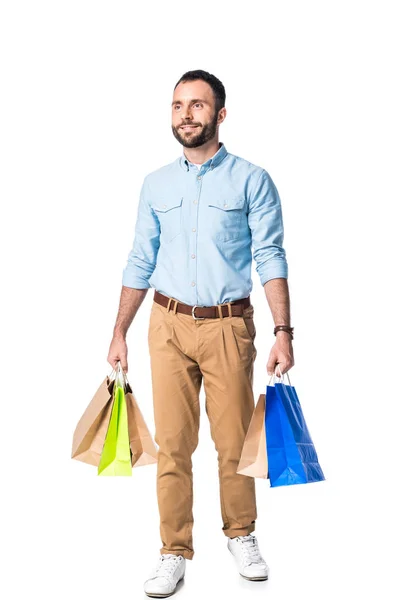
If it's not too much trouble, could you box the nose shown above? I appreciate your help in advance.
[180,104,193,121]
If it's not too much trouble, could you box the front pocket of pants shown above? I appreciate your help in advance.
[148,320,163,342]
[148,304,164,343]
[239,315,256,341]
[229,319,257,364]
[238,304,256,341]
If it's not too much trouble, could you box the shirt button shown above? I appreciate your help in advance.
[162,204,167,208]
[193,200,198,204]
[192,227,196,232]
[191,281,196,286]
[191,254,196,259]
[197,175,201,180]
[224,203,228,208]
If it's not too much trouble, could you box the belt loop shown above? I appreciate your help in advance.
[166,298,172,312]
[173,299,178,314]
[227,302,233,318]
[217,304,223,320]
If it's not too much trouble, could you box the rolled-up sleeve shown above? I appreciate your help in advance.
[122,176,160,289]
[248,169,288,286]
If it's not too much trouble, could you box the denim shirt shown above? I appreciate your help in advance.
[122,142,288,306]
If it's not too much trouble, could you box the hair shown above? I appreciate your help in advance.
[174,70,226,114]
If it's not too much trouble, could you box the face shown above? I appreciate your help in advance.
[171,79,225,148]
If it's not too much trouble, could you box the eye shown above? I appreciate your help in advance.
[194,103,202,108]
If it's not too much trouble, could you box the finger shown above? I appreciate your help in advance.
[275,363,286,378]
[267,361,277,376]
[107,358,117,370]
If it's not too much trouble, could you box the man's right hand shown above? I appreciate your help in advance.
[107,335,128,372]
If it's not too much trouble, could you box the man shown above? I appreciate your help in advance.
[108,69,294,598]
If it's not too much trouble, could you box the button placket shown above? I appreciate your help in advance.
[189,169,204,301]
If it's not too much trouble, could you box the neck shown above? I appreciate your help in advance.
[183,139,221,165]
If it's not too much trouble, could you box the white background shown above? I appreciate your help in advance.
[1,1,399,598]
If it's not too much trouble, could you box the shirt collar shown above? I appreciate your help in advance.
[179,142,228,172]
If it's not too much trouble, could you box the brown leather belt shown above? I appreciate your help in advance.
[153,290,251,319]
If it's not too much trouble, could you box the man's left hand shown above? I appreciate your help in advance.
[266,332,294,376]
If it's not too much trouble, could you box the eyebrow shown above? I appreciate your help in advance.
[171,98,210,106]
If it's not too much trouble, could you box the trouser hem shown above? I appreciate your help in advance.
[160,548,194,560]
[222,520,256,538]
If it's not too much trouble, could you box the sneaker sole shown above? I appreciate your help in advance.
[240,573,269,581]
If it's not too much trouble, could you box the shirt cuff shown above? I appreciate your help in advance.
[122,271,151,289]
[259,260,288,286]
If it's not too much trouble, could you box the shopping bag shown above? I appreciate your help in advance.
[265,365,325,487]
[98,372,132,476]
[236,393,268,478]
[71,361,158,470]
[125,384,160,468]
[71,374,115,467]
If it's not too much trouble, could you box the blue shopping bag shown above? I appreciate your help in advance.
[265,366,325,487]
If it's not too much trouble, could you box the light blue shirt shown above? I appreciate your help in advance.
[122,142,288,306]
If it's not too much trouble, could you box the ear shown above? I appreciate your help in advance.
[217,107,227,124]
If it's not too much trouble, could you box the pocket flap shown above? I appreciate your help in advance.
[152,196,183,212]
[207,196,245,211]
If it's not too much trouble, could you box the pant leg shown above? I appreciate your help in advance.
[148,300,202,560]
[197,302,258,538]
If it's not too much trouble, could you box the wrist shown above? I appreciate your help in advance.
[274,325,294,340]
[113,328,126,340]
[276,330,293,340]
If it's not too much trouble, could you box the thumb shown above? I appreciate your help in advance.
[112,357,128,374]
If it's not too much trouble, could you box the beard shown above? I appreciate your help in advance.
[172,110,219,148]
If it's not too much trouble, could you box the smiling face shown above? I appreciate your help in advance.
[171,79,225,148]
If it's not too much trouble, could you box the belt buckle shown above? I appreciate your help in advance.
[192,305,205,320]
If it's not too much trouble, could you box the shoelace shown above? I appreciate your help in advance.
[153,554,182,581]
[235,534,264,566]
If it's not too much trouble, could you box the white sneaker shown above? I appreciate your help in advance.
[228,534,269,581]
[143,553,186,598]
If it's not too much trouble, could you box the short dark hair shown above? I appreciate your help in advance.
[174,70,226,114]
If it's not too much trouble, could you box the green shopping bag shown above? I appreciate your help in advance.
[98,364,132,476]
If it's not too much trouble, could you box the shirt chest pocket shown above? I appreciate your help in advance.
[207,196,246,242]
[151,196,183,243]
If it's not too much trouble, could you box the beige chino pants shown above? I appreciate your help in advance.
[147,293,258,560]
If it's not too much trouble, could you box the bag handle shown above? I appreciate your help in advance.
[108,360,129,389]
[268,362,292,387]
